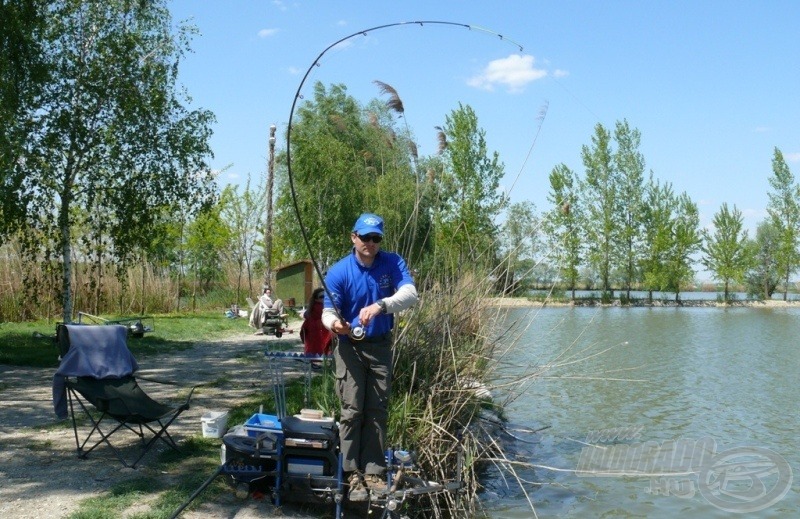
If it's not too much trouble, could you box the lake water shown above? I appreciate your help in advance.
[487,306,799,518]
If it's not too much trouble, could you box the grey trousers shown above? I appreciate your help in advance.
[334,337,393,475]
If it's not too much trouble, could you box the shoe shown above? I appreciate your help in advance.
[365,474,388,494]
[348,472,368,502]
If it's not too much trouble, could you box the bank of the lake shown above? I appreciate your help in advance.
[490,295,800,308]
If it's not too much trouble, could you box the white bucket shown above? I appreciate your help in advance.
[201,410,229,438]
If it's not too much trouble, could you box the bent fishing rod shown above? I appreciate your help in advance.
[283,21,523,336]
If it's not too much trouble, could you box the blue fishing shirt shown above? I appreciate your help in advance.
[324,249,414,339]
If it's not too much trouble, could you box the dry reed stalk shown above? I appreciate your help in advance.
[388,271,515,517]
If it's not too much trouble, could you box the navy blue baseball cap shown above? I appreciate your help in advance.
[352,213,384,236]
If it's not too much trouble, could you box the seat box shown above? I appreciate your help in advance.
[281,415,337,444]
[245,413,283,439]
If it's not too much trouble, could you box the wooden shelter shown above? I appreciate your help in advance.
[274,260,318,308]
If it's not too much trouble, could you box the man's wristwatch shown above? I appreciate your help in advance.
[376,299,387,314]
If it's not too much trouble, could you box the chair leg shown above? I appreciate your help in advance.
[130,414,186,468]
[65,383,195,469]
[67,389,137,468]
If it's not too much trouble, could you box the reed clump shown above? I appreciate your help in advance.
[388,272,510,517]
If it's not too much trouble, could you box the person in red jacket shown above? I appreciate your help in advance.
[300,288,333,355]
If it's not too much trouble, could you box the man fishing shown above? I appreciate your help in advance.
[321,212,418,501]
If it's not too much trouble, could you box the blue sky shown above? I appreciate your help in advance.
[169,0,799,243]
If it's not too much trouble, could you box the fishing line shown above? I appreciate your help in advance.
[506,101,549,196]
[284,21,524,322]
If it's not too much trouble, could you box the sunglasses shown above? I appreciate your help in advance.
[315,294,324,300]
[356,233,383,243]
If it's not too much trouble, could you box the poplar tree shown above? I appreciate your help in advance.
[640,176,675,302]
[613,120,646,299]
[219,181,265,302]
[435,103,506,274]
[701,203,752,301]
[766,147,800,300]
[499,201,540,295]
[581,123,619,296]
[545,163,583,298]
[746,221,781,300]
[665,192,701,302]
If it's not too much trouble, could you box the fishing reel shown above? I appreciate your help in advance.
[348,317,365,341]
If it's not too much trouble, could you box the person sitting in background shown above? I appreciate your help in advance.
[260,287,284,315]
[249,286,285,328]
[300,288,333,356]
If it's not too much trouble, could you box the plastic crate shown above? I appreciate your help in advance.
[201,410,229,438]
[244,413,283,439]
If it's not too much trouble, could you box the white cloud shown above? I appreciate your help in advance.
[786,152,800,163]
[272,0,287,11]
[553,69,569,78]
[754,126,770,133]
[467,54,548,93]
[288,66,300,75]
[258,28,279,38]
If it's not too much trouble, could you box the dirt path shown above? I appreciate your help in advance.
[0,323,326,518]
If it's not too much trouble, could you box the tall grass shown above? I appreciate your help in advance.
[0,239,263,321]
[386,271,514,517]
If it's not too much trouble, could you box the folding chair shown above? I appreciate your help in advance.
[53,324,194,468]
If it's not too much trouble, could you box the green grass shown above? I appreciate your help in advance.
[68,437,226,519]
[0,311,255,367]
[26,439,54,451]
[0,320,62,367]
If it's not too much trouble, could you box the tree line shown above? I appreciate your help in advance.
[2,1,797,324]
[540,125,797,303]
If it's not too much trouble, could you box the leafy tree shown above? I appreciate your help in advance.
[544,163,583,298]
[746,220,781,300]
[581,123,619,296]
[220,180,265,302]
[371,81,431,263]
[701,203,752,301]
[498,201,540,295]
[185,201,231,306]
[0,0,47,242]
[14,0,215,322]
[275,82,424,272]
[613,120,646,299]
[640,176,675,301]
[665,192,701,302]
[435,103,506,275]
[766,147,800,300]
